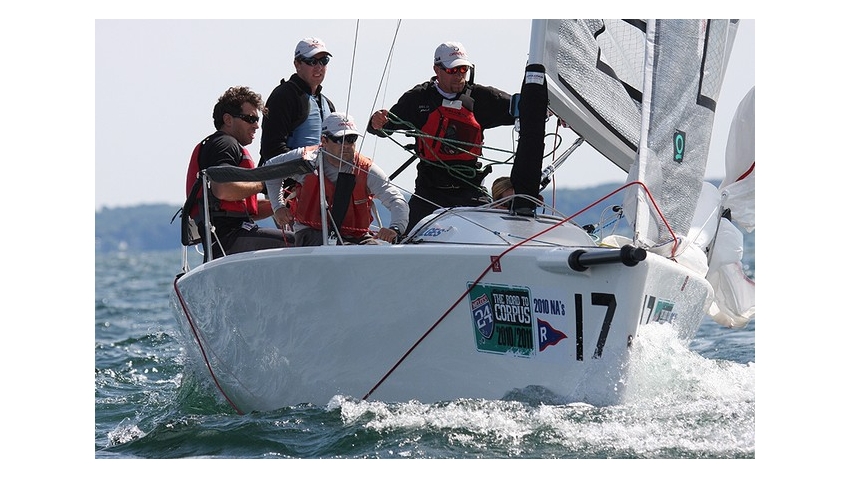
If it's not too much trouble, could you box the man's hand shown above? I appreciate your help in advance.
[375,226,400,244]
[274,207,294,229]
[370,109,389,130]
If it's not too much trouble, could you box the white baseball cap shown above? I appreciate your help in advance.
[434,41,472,68]
[321,112,360,137]
[294,37,332,59]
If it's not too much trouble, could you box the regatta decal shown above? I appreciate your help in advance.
[537,319,567,351]
[468,283,535,356]
[533,296,568,352]
[470,293,495,339]
[641,295,677,324]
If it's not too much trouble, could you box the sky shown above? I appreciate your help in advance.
[94,18,755,210]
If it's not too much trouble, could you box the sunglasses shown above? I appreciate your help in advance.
[326,134,358,144]
[230,113,260,124]
[439,65,469,75]
[300,56,331,67]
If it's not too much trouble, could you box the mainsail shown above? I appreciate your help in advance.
[528,19,646,172]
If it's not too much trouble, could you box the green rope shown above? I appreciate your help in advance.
[376,111,566,193]
[376,112,492,192]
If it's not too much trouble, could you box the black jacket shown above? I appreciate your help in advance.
[259,74,335,166]
[366,78,513,138]
[366,78,514,190]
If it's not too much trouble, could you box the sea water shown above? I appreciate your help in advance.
[95,243,755,461]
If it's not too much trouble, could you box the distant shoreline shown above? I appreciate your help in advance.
[95,180,735,254]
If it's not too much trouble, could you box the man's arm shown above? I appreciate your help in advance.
[253,199,274,220]
[210,180,264,202]
[366,83,429,137]
[201,133,264,201]
[366,162,410,234]
[263,146,318,212]
[472,85,516,129]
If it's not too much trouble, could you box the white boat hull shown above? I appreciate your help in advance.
[172,209,711,413]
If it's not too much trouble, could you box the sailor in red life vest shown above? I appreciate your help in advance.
[263,112,409,246]
[184,86,293,260]
[367,41,515,234]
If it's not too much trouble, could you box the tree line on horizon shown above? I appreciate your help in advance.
[94,182,660,253]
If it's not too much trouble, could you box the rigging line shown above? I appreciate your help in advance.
[364,20,402,161]
[408,195,568,243]
[343,20,359,118]
[364,194,604,401]
[368,20,402,119]
[379,23,400,111]
[381,133,488,193]
[328,143,454,217]
[382,111,517,157]
[624,181,680,257]
[320,147,425,215]
[377,113,488,192]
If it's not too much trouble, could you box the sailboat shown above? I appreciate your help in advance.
[171,19,754,414]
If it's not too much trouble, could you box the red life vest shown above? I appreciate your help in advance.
[185,137,259,218]
[293,152,374,237]
[417,94,483,163]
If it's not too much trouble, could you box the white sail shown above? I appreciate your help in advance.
[528,19,645,172]
[708,86,756,328]
[530,19,753,328]
[530,20,738,257]
[624,20,737,254]
[720,86,755,233]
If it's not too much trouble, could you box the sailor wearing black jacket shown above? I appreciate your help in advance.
[367,41,514,234]
[260,37,336,166]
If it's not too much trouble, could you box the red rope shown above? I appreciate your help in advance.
[736,161,755,183]
[172,275,244,414]
[362,181,675,400]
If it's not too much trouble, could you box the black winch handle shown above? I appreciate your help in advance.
[568,245,647,271]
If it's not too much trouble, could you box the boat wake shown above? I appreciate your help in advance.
[105,321,752,458]
[623,322,755,404]
[316,322,754,457]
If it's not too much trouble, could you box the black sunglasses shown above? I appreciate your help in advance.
[230,113,260,124]
[300,56,331,67]
[326,134,358,144]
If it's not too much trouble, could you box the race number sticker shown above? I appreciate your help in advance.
[468,283,535,356]
[641,295,677,324]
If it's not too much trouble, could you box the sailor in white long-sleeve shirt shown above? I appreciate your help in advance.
[264,112,409,246]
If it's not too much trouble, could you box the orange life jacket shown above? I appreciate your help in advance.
[293,153,374,237]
